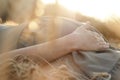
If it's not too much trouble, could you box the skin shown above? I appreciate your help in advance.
[0,23,109,63]
[71,23,109,51]
[0,22,110,80]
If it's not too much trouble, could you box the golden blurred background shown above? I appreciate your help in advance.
[41,0,120,48]
[42,0,120,21]
[1,0,120,48]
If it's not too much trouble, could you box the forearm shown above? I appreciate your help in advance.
[35,35,73,61]
[1,34,74,62]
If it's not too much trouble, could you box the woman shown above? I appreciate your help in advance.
[0,16,119,80]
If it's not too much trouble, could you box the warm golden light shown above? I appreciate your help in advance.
[42,0,120,21]
[42,0,55,4]
[59,0,111,20]
[29,21,39,31]
[4,21,18,26]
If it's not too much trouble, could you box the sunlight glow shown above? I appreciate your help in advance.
[42,0,55,4]
[29,21,39,31]
[42,0,120,21]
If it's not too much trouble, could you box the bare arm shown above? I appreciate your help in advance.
[0,23,109,64]
[2,34,74,62]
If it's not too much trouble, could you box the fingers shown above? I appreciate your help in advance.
[97,38,109,50]
[90,30,105,42]
[75,22,98,33]
[81,22,102,35]
[81,22,94,30]
[99,43,109,50]
[92,31,109,50]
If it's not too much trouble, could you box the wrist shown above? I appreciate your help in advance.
[65,34,78,51]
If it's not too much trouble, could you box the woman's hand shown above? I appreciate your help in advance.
[69,23,109,51]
